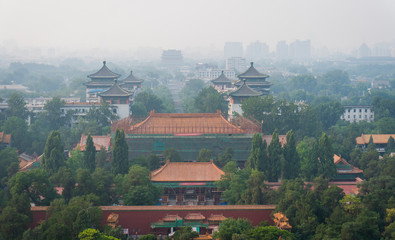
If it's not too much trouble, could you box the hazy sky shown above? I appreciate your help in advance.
[1,0,395,51]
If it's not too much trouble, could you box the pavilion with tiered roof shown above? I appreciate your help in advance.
[211,71,233,92]
[228,80,263,115]
[235,62,271,95]
[120,70,143,91]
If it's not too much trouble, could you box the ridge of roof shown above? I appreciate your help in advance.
[237,62,268,78]
[121,70,143,83]
[211,71,232,83]
[88,61,121,79]
[229,81,263,97]
[99,81,132,97]
[356,134,395,144]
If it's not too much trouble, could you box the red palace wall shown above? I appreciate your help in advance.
[31,205,275,235]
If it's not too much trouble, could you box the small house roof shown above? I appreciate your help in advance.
[151,161,225,182]
[99,81,132,97]
[229,81,263,97]
[355,134,395,145]
[0,131,11,144]
[207,214,227,221]
[211,71,232,84]
[120,71,143,84]
[184,213,205,221]
[237,62,269,79]
[334,154,363,174]
[162,215,182,222]
[88,61,121,79]
[76,134,111,151]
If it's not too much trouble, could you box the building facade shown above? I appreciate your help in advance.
[340,106,374,123]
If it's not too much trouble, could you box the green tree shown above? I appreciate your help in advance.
[43,97,69,130]
[42,131,65,175]
[266,130,282,182]
[194,86,228,117]
[0,147,19,186]
[111,129,129,175]
[133,91,164,114]
[121,165,161,205]
[215,218,252,240]
[163,148,183,162]
[299,138,319,180]
[3,116,30,152]
[50,167,75,203]
[387,136,395,155]
[317,133,336,179]
[84,134,96,172]
[247,226,294,240]
[138,234,157,240]
[241,170,266,204]
[197,148,212,162]
[283,130,300,179]
[173,227,199,240]
[95,147,108,169]
[246,133,263,170]
[86,102,116,128]
[216,147,234,168]
[67,148,85,172]
[147,154,161,170]
[78,228,119,240]
[313,101,344,130]
[6,92,28,119]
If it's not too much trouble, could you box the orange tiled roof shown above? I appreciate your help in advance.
[262,134,287,146]
[356,134,395,145]
[0,132,11,144]
[162,215,182,222]
[333,154,363,174]
[76,134,111,151]
[207,214,227,221]
[151,161,225,182]
[185,213,205,221]
[122,110,246,135]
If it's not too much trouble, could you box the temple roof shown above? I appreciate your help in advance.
[237,62,269,79]
[88,61,121,79]
[207,214,227,221]
[229,81,263,97]
[0,131,11,144]
[184,213,205,221]
[356,134,395,145]
[124,111,246,135]
[121,71,143,83]
[211,71,232,84]
[334,154,363,174]
[76,134,111,151]
[99,81,132,97]
[151,161,225,182]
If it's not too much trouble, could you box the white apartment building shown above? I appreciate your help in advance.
[197,69,235,81]
[340,106,374,123]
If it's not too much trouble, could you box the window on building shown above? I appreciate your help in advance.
[354,109,356,112]
[359,115,361,118]
[365,109,368,112]
[359,109,362,112]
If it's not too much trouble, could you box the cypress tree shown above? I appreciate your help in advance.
[111,129,129,175]
[283,130,300,179]
[367,135,376,152]
[84,134,96,172]
[267,129,282,182]
[42,131,64,175]
[246,133,263,170]
[317,132,337,179]
[386,136,395,154]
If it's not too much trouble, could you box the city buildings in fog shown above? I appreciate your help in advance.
[276,41,288,60]
[246,41,270,61]
[161,49,183,67]
[224,42,243,58]
[289,40,311,60]
[226,57,246,73]
[359,43,371,58]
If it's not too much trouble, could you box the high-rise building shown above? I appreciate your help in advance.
[226,57,246,73]
[358,43,371,58]
[161,49,183,67]
[276,41,288,60]
[246,41,269,61]
[289,40,311,60]
[224,42,243,58]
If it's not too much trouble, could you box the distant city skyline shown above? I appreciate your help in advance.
[1,0,395,55]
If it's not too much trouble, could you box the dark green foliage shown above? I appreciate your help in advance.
[42,97,70,130]
[247,226,294,240]
[241,170,266,204]
[85,102,117,128]
[194,86,228,117]
[42,131,65,175]
[313,101,344,130]
[197,148,212,162]
[147,154,161,170]
[163,148,183,162]
[386,136,395,154]
[6,92,28,120]
[95,147,108,169]
[0,147,19,187]
[173,227,199,240]
[84,134,96,172]
[138,234,156,240]
[120,165,161,205]
[214,218,252,240]
[216,167,251,204]
[111,129,129,175]
[3,116,30,152]
[50,167,75,203]
[132,91,164,118]
[78,228,120,240]
[341,209,380,240]
[266,130,282,182]
[216,147,234,168]
[28,196,102,240]
[282,130,300,179]
[246,133,264,171]
[317,133,336,179]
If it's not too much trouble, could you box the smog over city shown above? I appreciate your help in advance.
[1,0,395,239]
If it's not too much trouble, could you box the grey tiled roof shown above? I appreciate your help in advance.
[211,71,232,84]
[88,61,121,79]
[120,71,143,83]
[99,81,132,97]
[229,81,263,97]
[238,62,268,78]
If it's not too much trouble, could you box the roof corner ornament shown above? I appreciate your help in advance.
[103,60,106,65]
[250,62,254,67]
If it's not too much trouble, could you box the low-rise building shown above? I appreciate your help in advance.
[356,134,395,153]
[340,105,374,123]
